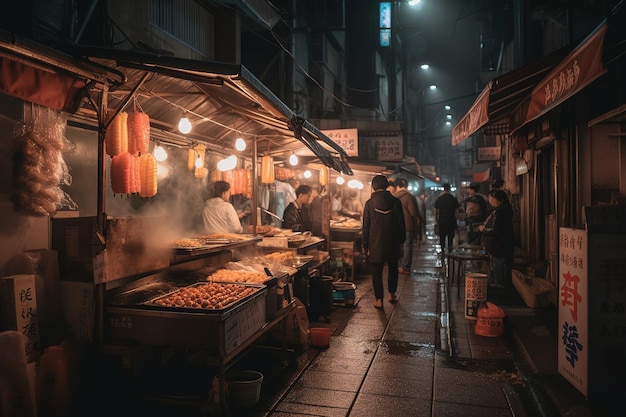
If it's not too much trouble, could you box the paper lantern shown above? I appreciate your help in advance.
[261,155,275,184]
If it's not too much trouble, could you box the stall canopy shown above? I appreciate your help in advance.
[0,33,352,175]
[508,22,608,135]
[452,45,574,146]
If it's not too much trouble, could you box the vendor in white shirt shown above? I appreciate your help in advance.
[202,180,243,234]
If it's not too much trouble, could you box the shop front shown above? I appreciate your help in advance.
[0,34,353,415]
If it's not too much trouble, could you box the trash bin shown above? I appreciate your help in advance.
[308,276,334,320]
[464,272,488,320]
[475,302,505,337]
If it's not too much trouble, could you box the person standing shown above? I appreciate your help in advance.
[282,184,312,232]
[463,183,488,244]
[202,181,243,234]
[342,189,363,220]
[394,178,422,274]
[362,175,406,308]
[479,189,515,289]
[434,183,459,253]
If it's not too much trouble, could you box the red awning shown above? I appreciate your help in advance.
[452,46,573,146]
[452,86,491,146]
[509,23,608,134]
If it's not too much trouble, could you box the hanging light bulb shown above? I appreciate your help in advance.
[217,154,238,171]
[289,152,298,166]
[348,179,360,189]
[194,151,203,169]
[178,112,192,134]
[154,143,168,161]
[303,170,312,179]
[235,137,246,152]
[336,176,345,185]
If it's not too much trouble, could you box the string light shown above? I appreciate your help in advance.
[178,112,192,134]
[336,176,345,185]
[194,151,203,168]
[289,152,298,166]
[303,170,312,178]
[154,143,168,161]
[235,137,246,151]
[217,154,237,171]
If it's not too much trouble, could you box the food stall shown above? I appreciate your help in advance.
[0,36,352,413]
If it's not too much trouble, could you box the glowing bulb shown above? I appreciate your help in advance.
[154,145,167,161]
[348,179,360,189]
[357,182,364,190]
[235,137,246,151]
[289,153,298,166]
[303,170,312,179]
[195,154,203,169]
[178,115,192,134]
[217,154,237,171]
[336,176,345,185]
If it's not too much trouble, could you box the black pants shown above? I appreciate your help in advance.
[370,260,399,300]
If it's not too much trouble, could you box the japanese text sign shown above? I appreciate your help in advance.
[321,128,358,157]
[558,228,588,395]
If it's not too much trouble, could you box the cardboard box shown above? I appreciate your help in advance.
[0,274,41,362]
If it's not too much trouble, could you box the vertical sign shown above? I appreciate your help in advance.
[558,228,588,395]
[379,2,391,47]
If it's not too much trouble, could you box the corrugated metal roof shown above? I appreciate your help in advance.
[0,32,352,174]
[66,46,352,174]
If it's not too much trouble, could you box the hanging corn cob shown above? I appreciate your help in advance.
[139,153,158,197]
[127,112,150,155]
[105,112,128,156]
[261,155,274,184]
[110,151,134,194]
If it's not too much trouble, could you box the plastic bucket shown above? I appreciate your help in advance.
[464,273,488,320]
[227,370,263,406]
[309,327,331,348]
[475,302,505,337]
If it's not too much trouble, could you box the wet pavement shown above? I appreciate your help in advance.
[230,232,538,417]
[121,229,602,417]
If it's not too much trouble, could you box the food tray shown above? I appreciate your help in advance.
[286,255,313,268]
[142,282,265,313]
[105,283,267,353]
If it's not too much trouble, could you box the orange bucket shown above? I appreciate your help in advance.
[309,327,331,348]
[475,302,505,337]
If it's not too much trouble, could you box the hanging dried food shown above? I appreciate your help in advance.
[104,112,128,156]
[139,153,158,197]
[261,155,274,184]
[10,108,74,217]
[110,152,137,195]
[127,112,150,155]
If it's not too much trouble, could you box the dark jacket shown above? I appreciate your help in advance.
[394,189,421,232]
[282,202,303,231]
[482,202,515,258]
[363,190,406,264]
[434,192,459,230]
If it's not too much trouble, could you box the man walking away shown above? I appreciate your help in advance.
[434,183,459,253]
[394,178,422,274]
[362,175,406,308]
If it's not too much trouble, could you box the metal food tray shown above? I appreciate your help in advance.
[105,282,267,352]
[141,282,265,313]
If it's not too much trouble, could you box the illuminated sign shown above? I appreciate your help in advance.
[379,2,391,47]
